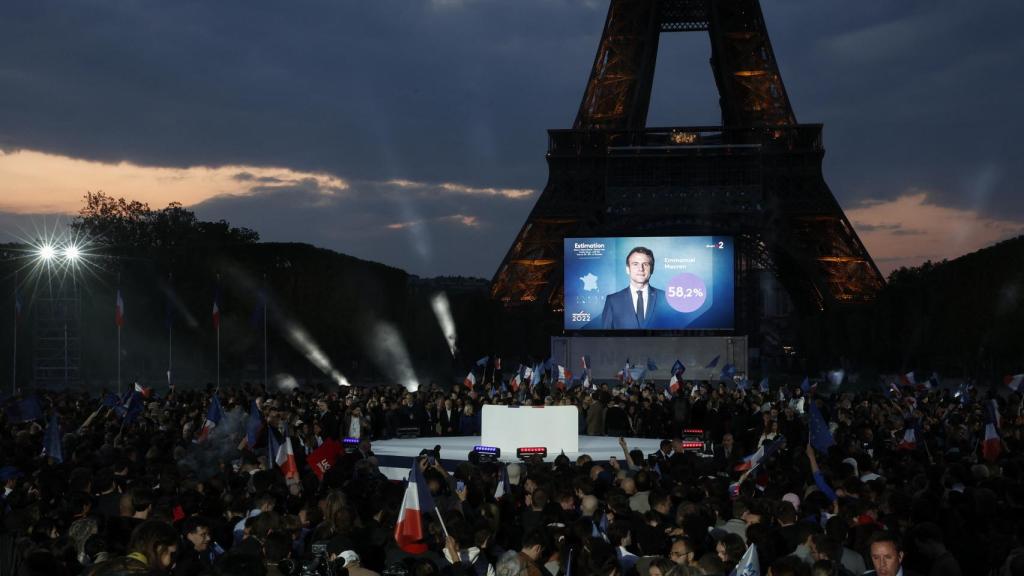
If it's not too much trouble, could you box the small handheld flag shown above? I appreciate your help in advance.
[198,396,224,442]
[395,462,437,554]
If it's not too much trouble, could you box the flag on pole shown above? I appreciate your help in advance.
[646,358,658,371]
[1006,374,1024,392]
[198,396,224,441]
[395,461,437,554]
[720,364,737,382]
[668,372,682,394]
[901,371,916,386]
[556,365,572,383]
[531,363,542,387]
[42,413,63,463]
[476,356,490,367]
[212,287,221,329]
[982,399,1002,462]
[627,367,646,383]
[134,382,152,399]
[808,401,835,453]
[730,544,760,576]
[268,426,299,481]
[758,377,769,393]
[306,438,343,480]
[494,464,511,499]
[510,365,524,392]
[897,420,918,450]
[705,355,720,369]
[246,400,264,448]
[117,389,144,423]
[670,359,685,378]
[735,437,785,472]
[115,289,125,328]
[464,370,477,390]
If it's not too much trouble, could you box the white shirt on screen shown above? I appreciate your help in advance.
[631,285,649,318]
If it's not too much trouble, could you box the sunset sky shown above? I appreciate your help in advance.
[2,1,1022,277]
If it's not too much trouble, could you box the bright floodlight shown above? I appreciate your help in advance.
[38,245,56,261]
[63,245,81,261]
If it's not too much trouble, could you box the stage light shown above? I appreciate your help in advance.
[38,245,56,261]
[516,446,547,459]
[473,445,500,456]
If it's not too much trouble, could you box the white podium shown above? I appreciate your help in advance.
[481,405,579,457]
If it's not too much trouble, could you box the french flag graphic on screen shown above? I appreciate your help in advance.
[395,462,436,554]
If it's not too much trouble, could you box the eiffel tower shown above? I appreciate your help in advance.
[491,0,883,350]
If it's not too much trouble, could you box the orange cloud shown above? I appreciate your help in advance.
[0,148,348,214]
[848,190,1024,274]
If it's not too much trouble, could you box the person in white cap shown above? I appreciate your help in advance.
[339,550,379,576]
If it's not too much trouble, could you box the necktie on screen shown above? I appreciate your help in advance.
[636,290,645,325]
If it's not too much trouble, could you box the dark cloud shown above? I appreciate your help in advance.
[192,178,536,278]
[1,0,1023,277]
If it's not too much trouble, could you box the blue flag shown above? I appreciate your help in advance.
[118,390,145,423]
[476,356,490,367]
[670,359,685,376]
[758,377,769,393]
[705,355,720,369]
[43,413,63,463]
[808,401,835,453]
[720,363,737,382]
[246,400,264,448]
[729,544,760,576]
[531,363,542,386]
[646,358,658,371]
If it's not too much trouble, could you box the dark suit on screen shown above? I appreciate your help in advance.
[600,286,666,329]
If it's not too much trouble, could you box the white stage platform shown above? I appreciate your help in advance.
[370,435,663,481]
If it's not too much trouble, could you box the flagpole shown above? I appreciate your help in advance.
[117,275,121,396]
[12,270,17,397]
[263,274,268,394]
[216,274,221,391]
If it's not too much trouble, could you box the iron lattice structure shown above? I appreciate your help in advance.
[33,280,82,388]
[491,0,883,341]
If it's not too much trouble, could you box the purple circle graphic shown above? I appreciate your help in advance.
[665,273,707,313]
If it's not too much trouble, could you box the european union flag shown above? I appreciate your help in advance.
[720,363,737,381]
[808,401,835,453]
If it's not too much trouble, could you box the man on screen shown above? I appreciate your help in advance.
[600,246,665,329]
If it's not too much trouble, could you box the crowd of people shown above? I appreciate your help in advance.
[1,373,1022,576]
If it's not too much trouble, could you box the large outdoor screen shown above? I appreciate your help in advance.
[564,236,734,331]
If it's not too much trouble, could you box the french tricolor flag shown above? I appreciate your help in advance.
[212,287,221,330]
[734,437,784,472]
[1006,374,1024,392]
[669,373,681,395]
[464,370,476,390]
[115,289,125,328]
[982,399,1002,462]
[897,424,917,450]
[901,371,916,386]
[269,427,299,482]
[557,365,572,383]
[134,382,152,399]
[395,462,437,554]
[198,396,223,442]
